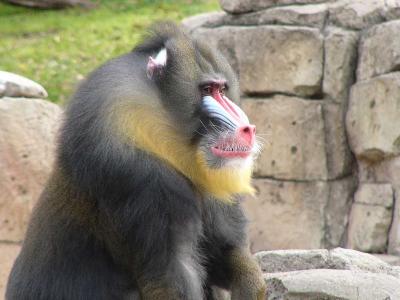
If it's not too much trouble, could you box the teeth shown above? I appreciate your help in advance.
[216,145,250,152]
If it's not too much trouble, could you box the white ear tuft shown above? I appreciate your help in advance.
[146,48,167,79]
[155,48,167,66]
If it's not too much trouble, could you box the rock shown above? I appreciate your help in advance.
[244,179,327,251]
[384,0,400,21]
[348,183,394,252]
[346,73,400,162]
[323,27,358,103]
[255,248,397,276]
[354,183,394,207]
[235,26,323,97]
[328,247,397,276]
[191,27,239,75]
[256,249,330,273]
[328,0,400,30]
[0,243,21,298]
[322,103,354,181]
[242,97,352,181]
[264,269,400,300]
[0,71,48,99]
[220,4,328,29]
[0,98,62,242]
[347,203,393,253]
[329,0,385,30]
[243,178,354,251]
[219,0,326,14]
[374,254,400,266]
[324,178,356,248]
[358,20,400,81]
[390,192,400,255]
[356,158,400,255]
[242,96,327,180]
[0,82,5,96]
[181,11,226,33]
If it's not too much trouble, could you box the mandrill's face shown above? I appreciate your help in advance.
[196,80,259,169]
[146,40,260,171]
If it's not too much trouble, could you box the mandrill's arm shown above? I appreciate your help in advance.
[228,249,266,300]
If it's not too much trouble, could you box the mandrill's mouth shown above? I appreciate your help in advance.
[211,142,253,158]
[210,124,256,159]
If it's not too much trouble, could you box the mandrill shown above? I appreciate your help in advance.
[6,22,265,300]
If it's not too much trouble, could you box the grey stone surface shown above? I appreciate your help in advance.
[242,98,352,181]
[324,178,356,248]
[322,103,354,181]
[242,96,327,180]
[181,11,225,32]
[191,27,239,75]
[323,27,358,103]
[358,20,400,82]
[255,248,397,275]
[384,0,400,21]
[390,191,400,255]
[243,178,354,252]
[235,26,323,97]
[354,183,394,207]
[0,98,61,242]
[244,179,328,251]
[347,203,393,253]
[346,72,400,163]
[264,269,400,300]
[329,0,385,30]
[0,243,21,299]
[220,0,326,14]
[0,71,48,99]
[374,254,400,266]
[220,4,328,29]
[259,248,400,299]
[356,158,400,255]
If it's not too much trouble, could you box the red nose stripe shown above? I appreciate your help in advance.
[211,90,243,124]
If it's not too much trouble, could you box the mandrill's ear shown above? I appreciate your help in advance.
[146,48,167,80]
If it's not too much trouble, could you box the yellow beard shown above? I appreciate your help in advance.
[116,104,255,201]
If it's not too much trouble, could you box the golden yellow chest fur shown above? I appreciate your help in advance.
[117,105,254,201]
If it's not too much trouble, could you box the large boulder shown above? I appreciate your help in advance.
[242,96,327,180]
[0,71,48,99]
[0,97,62,242]
[235,26,323,97]
[346,72,400,162]
[347,184,394,253]
[217,4,328,29]
[219,0,326,14]
[243,177,355,251]
[358,20,400,81]
[0,244,21,298]
[265,269,400,300]
[323,27,358,103]
[242,97,353,180]
[256,248,400,300]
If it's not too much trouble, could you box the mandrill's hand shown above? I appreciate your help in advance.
[229,249,266,300]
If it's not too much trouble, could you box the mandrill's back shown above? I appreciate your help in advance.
[6,22,265,300]
[6,171,141,299]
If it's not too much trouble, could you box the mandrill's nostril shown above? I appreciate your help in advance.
[237,125,256,145]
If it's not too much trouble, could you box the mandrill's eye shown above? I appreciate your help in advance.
[202,85,213,96]
[220,85,226,95]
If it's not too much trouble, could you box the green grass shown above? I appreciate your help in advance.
[0,0,220,103]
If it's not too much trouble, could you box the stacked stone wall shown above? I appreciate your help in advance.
[183,0,400,255]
